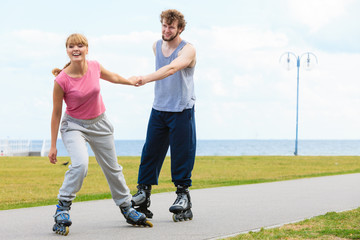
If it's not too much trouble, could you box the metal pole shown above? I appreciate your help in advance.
[294,56,300,156]
[280,52,317,156]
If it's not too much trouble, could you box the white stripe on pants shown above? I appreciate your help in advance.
[58,113,131,207]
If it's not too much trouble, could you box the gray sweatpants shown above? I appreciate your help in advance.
[58,113,131,207]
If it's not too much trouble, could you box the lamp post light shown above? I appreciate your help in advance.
[279,52,318,156]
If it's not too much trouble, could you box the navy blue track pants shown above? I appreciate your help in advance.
[138,107,196,187]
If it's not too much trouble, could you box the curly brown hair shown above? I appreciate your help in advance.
[160,9,187,31]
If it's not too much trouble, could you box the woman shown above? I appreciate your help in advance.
[49,33,152,236]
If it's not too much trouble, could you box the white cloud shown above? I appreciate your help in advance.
[289,0,354,32]
[10,30,63,44]
[202,68,228,96]
[192,26,288,53]
[233,74,263,89]
[0,30,64,60]
[91,31,158,44]
[1,1,360,140]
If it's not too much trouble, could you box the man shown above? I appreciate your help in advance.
[132,9,196,222]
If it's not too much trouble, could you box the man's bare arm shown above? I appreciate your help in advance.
[142,44,196,84]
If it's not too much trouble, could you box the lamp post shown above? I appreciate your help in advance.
[279,52,318,156]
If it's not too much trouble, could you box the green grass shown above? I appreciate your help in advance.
[227,208,360,239]
[1,155,360,210]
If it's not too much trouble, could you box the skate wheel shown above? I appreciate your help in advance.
[53,225,69,236]
[63,226,69,236]
[145,220,153,227]
[172,214,180,222]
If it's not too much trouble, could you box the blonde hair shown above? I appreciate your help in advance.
[52,33,89,77]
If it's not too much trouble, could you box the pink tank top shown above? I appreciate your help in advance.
[55,60,106,119]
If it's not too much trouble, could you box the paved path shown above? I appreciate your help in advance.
[1,173,360,240]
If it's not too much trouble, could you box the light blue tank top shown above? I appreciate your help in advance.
[153,40,196,112]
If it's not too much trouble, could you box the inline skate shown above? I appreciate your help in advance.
[120,205,153,227]
[131,184,153,218]
[53,200,72,236]
[169,185,193,222]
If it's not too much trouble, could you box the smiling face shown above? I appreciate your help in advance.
[66,42,88,62]
[161,19,182,42]
[65,34,88,62]
[160,9,186,42]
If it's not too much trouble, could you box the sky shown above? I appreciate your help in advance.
[0,0,359,140]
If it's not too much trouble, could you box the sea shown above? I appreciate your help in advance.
[48,139,360,157]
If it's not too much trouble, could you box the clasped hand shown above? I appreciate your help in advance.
[128,76,145,87]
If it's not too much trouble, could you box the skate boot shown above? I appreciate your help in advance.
[169,185,193,222]
[53,200,72,236]
[120,205,153,227]
[131,184,153,218]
